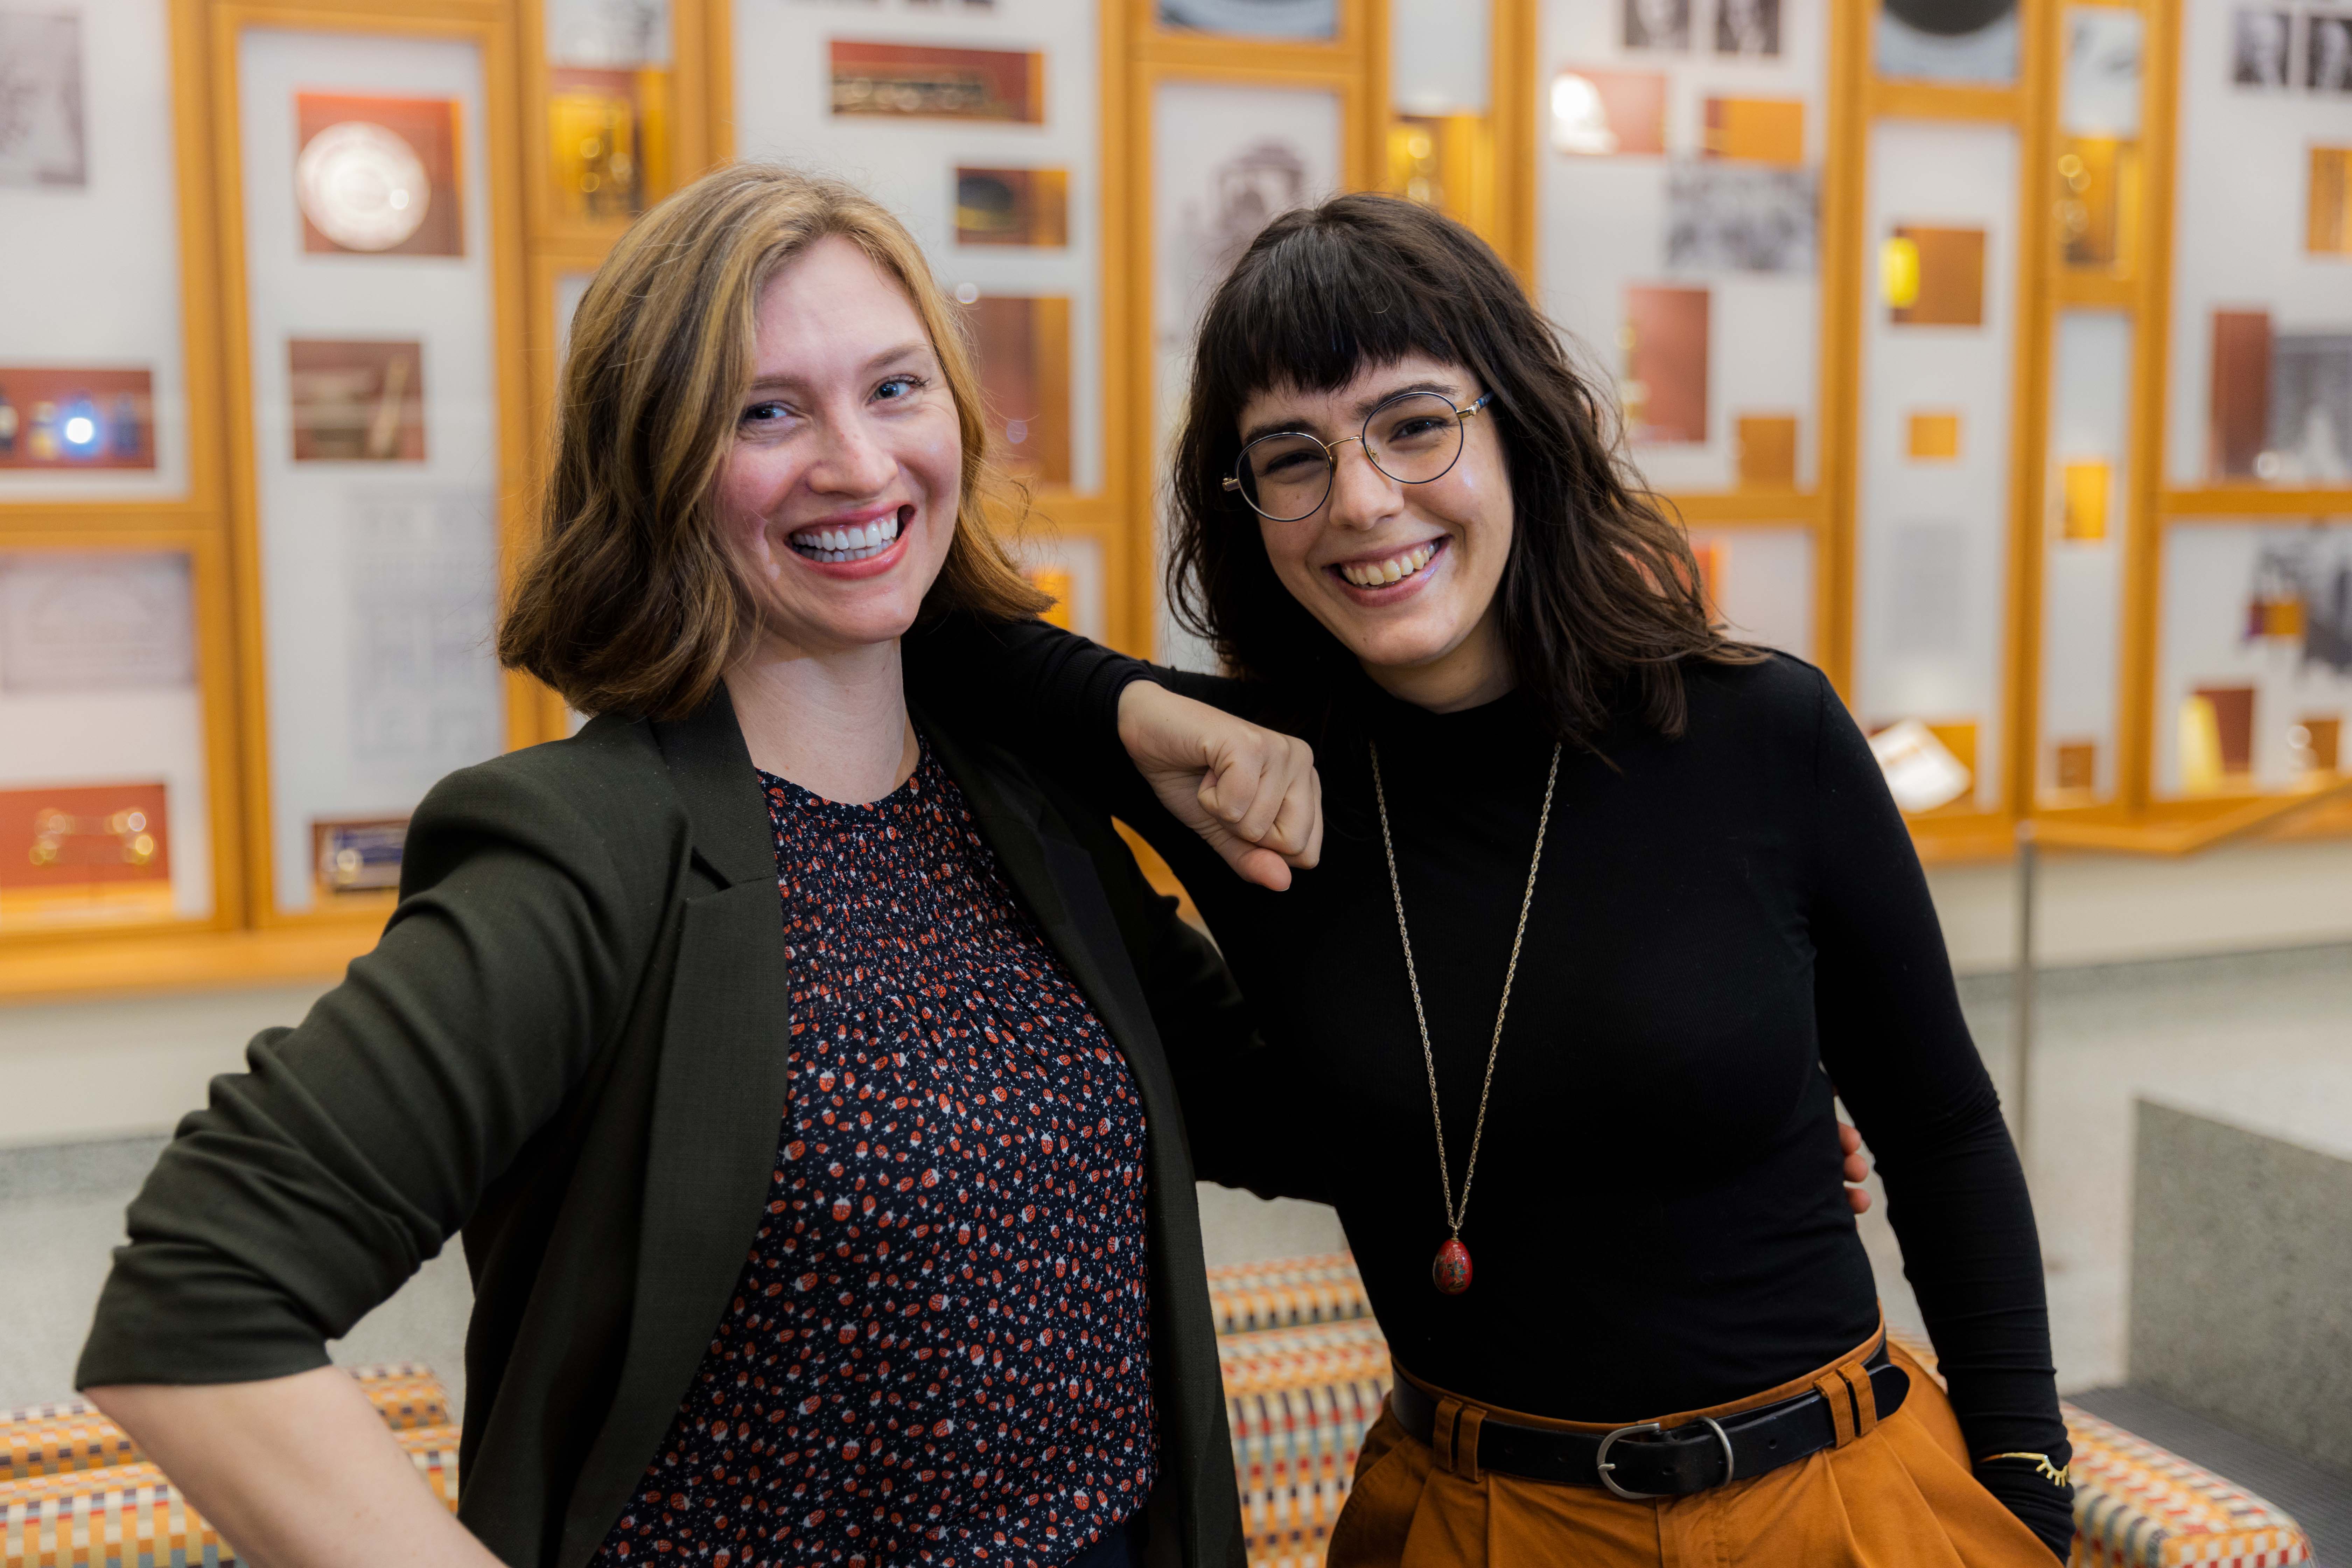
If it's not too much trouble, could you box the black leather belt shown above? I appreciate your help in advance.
[1388,1342,1909,1499]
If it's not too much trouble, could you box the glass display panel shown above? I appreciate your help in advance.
[0,0,190,501]
[729,0,1105,495]
[1875,0,2020,85]
[2158,520,2352,795]
[0,549,214,929]
[1535,0,1827,494]
[1688,527,1815,657]
[2168,0,2352,487]
[1157,0,1338,41]
[544,0,672,221]
[238,28,505,916]
[2040,310,2131,804]
[1151,78,1343,667]
[1854,118,2020,815]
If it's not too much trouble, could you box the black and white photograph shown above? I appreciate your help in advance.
[2233,7,2293,84]
[1714,0,1779,57]
[2266,332,2352,485]
[2309,14,2352,91]
[1623,0,1691,51]
[0,12,87,187]
[1665,160,1818,274]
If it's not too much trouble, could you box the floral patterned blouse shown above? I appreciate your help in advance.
[592,741,1157,1568]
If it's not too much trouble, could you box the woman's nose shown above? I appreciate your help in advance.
[1326,439,1399,528]
[808,414,897,494]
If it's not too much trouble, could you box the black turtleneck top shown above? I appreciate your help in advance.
[906,627,2070,1554]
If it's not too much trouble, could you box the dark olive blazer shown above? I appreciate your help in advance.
[78,687,1254,1568]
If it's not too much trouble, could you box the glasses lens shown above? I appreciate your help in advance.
[1237,433,1333,520]
[1365,393,1465,486]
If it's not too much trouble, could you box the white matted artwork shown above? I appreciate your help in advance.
[2167,0,2352,485]
[2061,7,2142,136]
[1853,117,2019,811]
[0,548,215,919]
[0,12,85,186]
[2157,520,2352,794]
[1535,0,1827,493]
[236,27,503,914]
[0,0,190,502]
[728,0,1106,494]
[2039,309,2130,802]
[1151,79,1341,668]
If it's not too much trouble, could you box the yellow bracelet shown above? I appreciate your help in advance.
[1984,1452,2072,1487]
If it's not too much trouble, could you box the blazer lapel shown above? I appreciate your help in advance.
[563,689,796,1567]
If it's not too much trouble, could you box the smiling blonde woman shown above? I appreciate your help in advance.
[75,164,1321,1568]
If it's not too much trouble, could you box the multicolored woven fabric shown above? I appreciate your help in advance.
[1888,1332,2312,1568]
[0,1368,461,1568]
[1204,1254,1372,1336]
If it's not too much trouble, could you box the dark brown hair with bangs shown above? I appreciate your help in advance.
[1168,192,1756,743]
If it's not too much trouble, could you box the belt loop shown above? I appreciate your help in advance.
[1813,1372,1858,1448]
[1456,1406,1484,1484]
[1839,1362,1880,1436]
[1432,1396,1462,1472]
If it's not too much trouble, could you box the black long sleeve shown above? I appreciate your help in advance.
[906,623,2072,1555]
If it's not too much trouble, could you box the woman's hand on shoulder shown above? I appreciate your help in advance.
[1840,1119,1872,1215]
[1116,680,1322,891]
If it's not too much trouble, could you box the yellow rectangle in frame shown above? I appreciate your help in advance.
[1906,412,1961,461]
[1702,98,1805,166]
[2309,147,2352,255]
[1735,414,1799,486]
[2053,740,2097,793]
[1026,566,1074,630]
[2060,459,2109,541]
[1886,226,1986,327]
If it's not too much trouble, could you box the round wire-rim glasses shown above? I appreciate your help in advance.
[1222,391,1494,523]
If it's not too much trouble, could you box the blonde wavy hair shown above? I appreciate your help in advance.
[500,162,1048,719]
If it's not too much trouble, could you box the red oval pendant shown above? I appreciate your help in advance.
[1431,1238,1472,1295]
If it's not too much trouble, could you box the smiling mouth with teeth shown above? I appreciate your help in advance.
[1334,540,1441,589]
[789,510,905,564]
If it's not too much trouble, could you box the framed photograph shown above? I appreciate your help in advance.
[2062,8,2143,135]
[1624,0,1691,50]
[0,551,194,691]
[0,368,154,469]
[1885,225,1986,327]
[955,168,1070,247]
[2267,332,2352,485]
[1155,0,1337,40]
[2310,15,2352,91]
[1877,0,2021,85]
[313,815,408,896]
[289,340,427,462]
[1550,69,1667,158]
[828,41,1043,124]
[296,93,464,256]
[0,12,85,187]
[1666,162,1818,274]
[2232,8,2292,85]
[1623,284,1709,444]
[1715,0,1780,57]
[0,781,173,927]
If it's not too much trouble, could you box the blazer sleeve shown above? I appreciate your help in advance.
[77,755,659,1390]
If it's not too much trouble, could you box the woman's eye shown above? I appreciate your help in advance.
[874,374,928,402]
[740,401,790,425]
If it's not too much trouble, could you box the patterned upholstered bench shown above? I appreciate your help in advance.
[0,1363,460,1568]
[1204,1255,2319,1568]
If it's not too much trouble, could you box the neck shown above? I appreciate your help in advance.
[724,634,916,804]
[1361,613,1516,713]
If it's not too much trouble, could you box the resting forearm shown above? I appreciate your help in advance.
[86,1368,499,1568]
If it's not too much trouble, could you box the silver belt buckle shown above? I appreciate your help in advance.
[1595,1416,1736,1500]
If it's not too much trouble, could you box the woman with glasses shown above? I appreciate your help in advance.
[912,193,2075,1564]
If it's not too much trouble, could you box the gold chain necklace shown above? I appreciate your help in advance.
[1369,737,1562,1295]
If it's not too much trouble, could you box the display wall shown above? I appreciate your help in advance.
[6,0,2352,992]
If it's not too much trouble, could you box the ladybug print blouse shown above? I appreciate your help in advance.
[593,741,1157,1568]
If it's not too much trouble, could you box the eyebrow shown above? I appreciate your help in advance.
[1239,378,1466,446]
[744,340,934,394]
